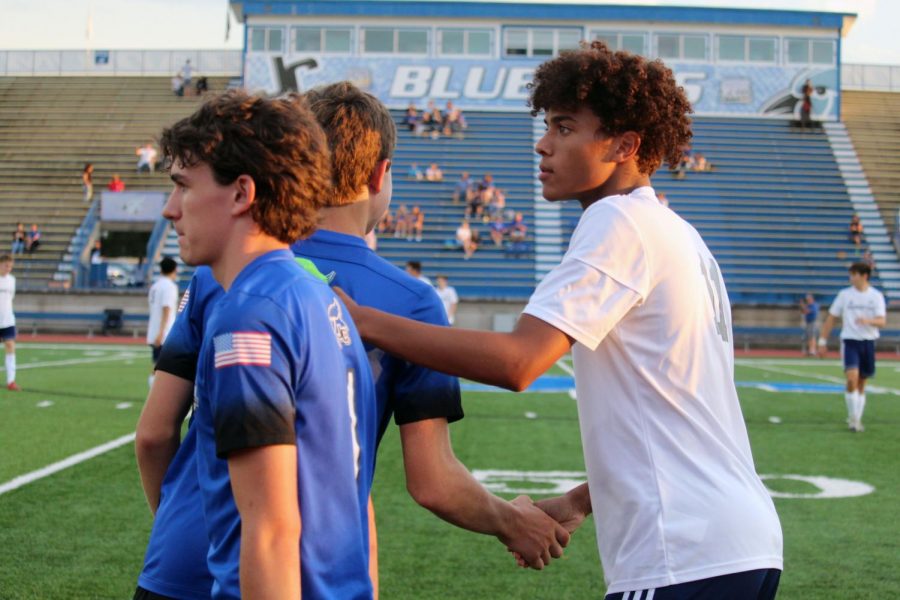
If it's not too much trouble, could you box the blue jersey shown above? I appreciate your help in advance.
[293,230,462,447]
[138,266,223,599]
[194,250,375,600]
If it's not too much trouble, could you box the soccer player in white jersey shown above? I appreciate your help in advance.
[818,262,886,432]
[339,41,783,598]
[146,256,179,388]
[0,254,19,391]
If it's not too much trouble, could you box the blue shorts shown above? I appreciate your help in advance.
[149,344,162,366]
[605,568,781,600]
[842,339,876,379]
[0,326,16,342]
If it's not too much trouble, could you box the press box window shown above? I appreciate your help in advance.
[293,27,352,54]
[655,33,707,61]
[504,27,583,57]
[249,27,284,52]
[362,28,429,55]
[439,29,493,57]
[786,38,835,65]
[592,31,647,55]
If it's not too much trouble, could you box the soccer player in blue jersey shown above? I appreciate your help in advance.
[155,91,376,599]
[134,267,222,600]
[295,81,568,569]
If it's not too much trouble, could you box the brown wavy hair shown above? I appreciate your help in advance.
[529,40,693,175]
[303,81,397,206]
[159,90,331,243]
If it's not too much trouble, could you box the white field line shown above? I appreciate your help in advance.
[555,357,575,376]
[0,433,135,496]
[19,343,144,351]
[0,353,142,372]
[739,362,900,396]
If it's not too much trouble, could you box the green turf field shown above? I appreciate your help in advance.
[1,343,898,599]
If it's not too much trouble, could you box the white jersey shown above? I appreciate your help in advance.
[829,285,886,341]
[146,276,179,345]
[0,274,15,329]
[436,285,459,325]
[523,187,782,593]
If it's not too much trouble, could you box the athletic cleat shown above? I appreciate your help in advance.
[6,381,21,391]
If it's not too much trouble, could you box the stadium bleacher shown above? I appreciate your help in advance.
[0,76,228,289]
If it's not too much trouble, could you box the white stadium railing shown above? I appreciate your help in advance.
[842,63,900,92]
[0,49,241,76]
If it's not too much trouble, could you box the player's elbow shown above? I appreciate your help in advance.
[134,423,177,458]
[407,477,442,512]
[498,358,537,392]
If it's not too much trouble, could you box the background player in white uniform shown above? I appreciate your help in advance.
[435,275,459,325]
[0,254,19,391]
[146,256,179,388]
[818,262,886,432]
[339,42,783,598]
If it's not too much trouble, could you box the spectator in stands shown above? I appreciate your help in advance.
[136,142,158,173]
[799,293,819,356]
[107,174,126,192]
[90,239,103,264]
[11,223,26,255]
[180,59,193,88]
[489,215,507,247]
[862,250,876,270]
[409,205,425,242]
[800,79,814,128]
[82,163,94,202]
[195,76,209,95]
[405,260,432,285]
[849,214,864,247]
[508,212,527,244]
[487,188,506,220]
[422,100,443,139]
[435,275,459,325]
[171,73,184,97]
[25,224,41,254]
[394,204,410,238]
[466,185,484,221]
[456,219,478,259]
[407,163,424,180]
[452,172,472,204]
[693,153,713,172]
[443,101,466,138]
[403,103,421,133]
[425,163,444,182]
[377,209,395,235]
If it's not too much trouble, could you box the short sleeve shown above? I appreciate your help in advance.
[524,258,642,350]
[207,303,296,458]
[876,292,887,317]
[162,282,179,309]
[156,277,203,380]
[448,288,459,304]
[828,291,845,318]
[392,288,463,425]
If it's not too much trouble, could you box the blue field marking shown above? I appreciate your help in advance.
[461,375,574,393]
[461,376,845,394]
[737,381,845,393]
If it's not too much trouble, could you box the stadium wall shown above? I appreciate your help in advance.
[234,1,850,121]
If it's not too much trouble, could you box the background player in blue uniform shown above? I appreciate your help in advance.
[295,81,568,569]
[134,267,222,600]
[158,90,375,599]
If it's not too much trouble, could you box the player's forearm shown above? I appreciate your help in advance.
[135,436,180,513]
[819,315,836,344]
[240,527,301,599]
[353,306,538,391]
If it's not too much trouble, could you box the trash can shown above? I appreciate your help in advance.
[102,309,124,335]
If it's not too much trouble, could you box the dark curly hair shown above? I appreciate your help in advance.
[529,41,693,175]
[303,81,397,207]
[159,90,331,243]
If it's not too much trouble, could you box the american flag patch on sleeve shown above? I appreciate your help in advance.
[214,332,272,369]
[177,289,191,313]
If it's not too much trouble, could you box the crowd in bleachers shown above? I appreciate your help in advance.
[403,100,468,139]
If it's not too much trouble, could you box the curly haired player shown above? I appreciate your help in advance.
[339,41,783,598]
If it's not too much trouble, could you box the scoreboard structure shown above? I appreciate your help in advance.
[230,1,855,121]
